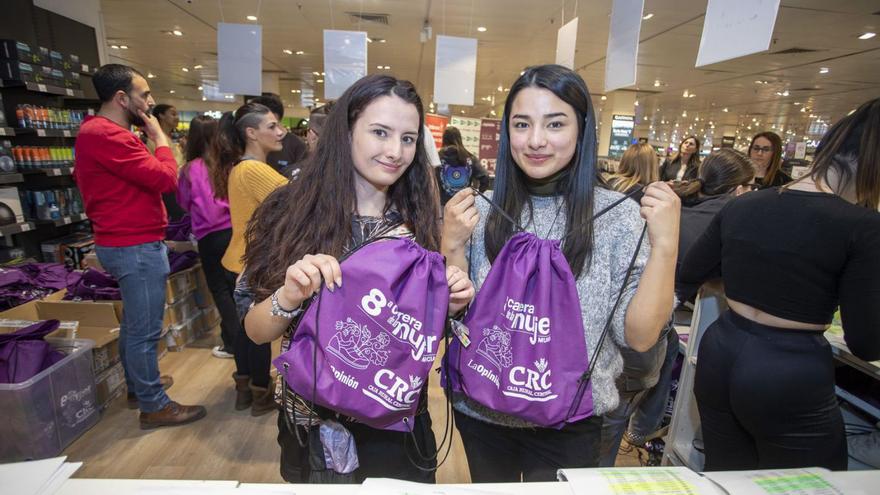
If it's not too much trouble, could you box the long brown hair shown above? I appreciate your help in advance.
[671,135,701,170]
[672,148,754,200]
[207,102,273,199]
[749,131,784,184]
[183,115,217,165]
[243,75,441,301]
[607,143,658,193]
[796,98,880,209]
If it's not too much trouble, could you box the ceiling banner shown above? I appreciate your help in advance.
[323,30,368,100]
[218,23,262,95]
[604,0,645,92]
[555,18,579,69]
[434,35,478,106]
[696,0,780,67]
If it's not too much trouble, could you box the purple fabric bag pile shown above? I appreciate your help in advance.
[0,320,65,384]
[0,263,73,310]
[63,268,121,301]
[274,238,449,431]
[168,250,199,273]
[166,215,192,241]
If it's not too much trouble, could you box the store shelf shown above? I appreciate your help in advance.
[13,128,78,138]
[19,166,75,176]
[0,127,16,137]
[0,221,36,238]
[0,79,84,98]
[0,173,24,184]
[35,213,88,227]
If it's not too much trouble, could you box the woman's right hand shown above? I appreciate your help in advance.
[277,254,342,309]
[441,188,480,253]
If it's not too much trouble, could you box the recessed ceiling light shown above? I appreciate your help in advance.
[379,39,386,43]
[477,26,487,32]
[317,79,323,83]
[202,96,207,101]
[172,30,183,37]
[111,44,120,49]
[295,50,304,55]
[682,90,690,98]
[193,65,203,69]
[367,37,374,43]
[634,100,639,106]
[858,32,876,40]
[722,107,729,112]
[653,80,661,87]
[819,67,830,74]
[246,15,258,21]
[181,67,189,72]
[321,72,325,76]
[120,45,129,49]
[147,72,156,78]
[283,49,293,55]
[601,95,607,101]
[642,13,654,20]
[313,71,320,76]
[384,66,390,70]
[169,90,175,94]
[377,65,383,70]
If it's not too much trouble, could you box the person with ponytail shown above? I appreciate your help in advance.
[605,142,659,200]
[210,102,288,416]
[749,131,792,189]
[681,98,880,470]
[241,74,474,483]
[441,64,680,481]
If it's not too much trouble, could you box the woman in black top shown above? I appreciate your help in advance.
[680,98,880,471]
[749,131,792,188]
[659,135,701,182]
[435,126,489,205]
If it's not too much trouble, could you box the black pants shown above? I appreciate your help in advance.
[197,229,239,352]
[276,411,437,483]
[694,310,847,471]
[454,409,602,482]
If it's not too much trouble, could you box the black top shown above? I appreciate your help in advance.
[659,157,699,182]
[755,170,793,189]
[680,188,880,361]
[675,194,732,302]
[266,133,308,172]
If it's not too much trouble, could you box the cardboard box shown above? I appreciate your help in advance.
[166,265,197,303]
[0,318,78,337]
[41,233,95,269]
[95,361,125,409]
[0,186,24,223]
[163,292,199,328]
[165,314,200,351]
[192,265,215,309]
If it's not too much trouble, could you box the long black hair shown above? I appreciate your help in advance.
[485,64,599,278]
[244,74,441,301]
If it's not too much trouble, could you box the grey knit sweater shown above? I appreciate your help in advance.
[453,187,650,427]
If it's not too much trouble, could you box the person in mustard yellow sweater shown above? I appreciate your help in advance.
[208,102,287,415]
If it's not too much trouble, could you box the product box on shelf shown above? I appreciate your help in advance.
[164,291,200,328]
[0,39,46,65]
[1,60,38,83]
[166,264,198,304]
[48,50,64,70]
[41,233,95,269]
[0,93,6,127]
[62,71,81,89]
[0,337,99,462]
[0,186,25,224]
[64,53,80,71]
[0,140,16,174]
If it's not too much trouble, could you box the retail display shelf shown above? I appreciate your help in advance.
[0,173,24,184]
[35,213,88,227]
[0,221,36,238]
[21,166,75,176]
[0,79,84,98]
[14,127,78,138]
[0,127,16,137]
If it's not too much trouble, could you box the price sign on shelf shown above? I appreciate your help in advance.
[48,169,61,176]
[62,130,71,137]
[0,128,6,136]
[37,84,47,92]
[65,89,74,96]
[21,224,31,232]
[37,129,46,137]
[62,217,71,225]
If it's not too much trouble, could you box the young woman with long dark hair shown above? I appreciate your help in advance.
[749,131,792,188]
[681,98,880,471]
[241,75,474,483]
[659,135,701,182]
[442,64,680,481]
[210,102,288,416]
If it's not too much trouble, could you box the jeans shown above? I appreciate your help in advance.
[95,241,171,413]
[196,229,240,352]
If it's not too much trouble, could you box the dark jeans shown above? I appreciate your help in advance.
[95,241,170,413]
[276,411,437,483]
[694,310,847,471]
[230,269,271,388]
[454,409,602,482]
[196,228,239,352]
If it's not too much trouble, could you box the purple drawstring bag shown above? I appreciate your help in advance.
[165,214,192,241]
[274,237,449,432]
[0,320,64,384]
[63,268,121,301]
[443,190,646,428]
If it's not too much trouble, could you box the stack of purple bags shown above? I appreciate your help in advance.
[0,263,73,311]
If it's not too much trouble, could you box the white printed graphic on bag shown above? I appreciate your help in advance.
[363,369,423,411]
[467,325,513,388]
[502,357,558,402]
[360,288,438,362]
[326,318,391,370]
[503,297,551,344]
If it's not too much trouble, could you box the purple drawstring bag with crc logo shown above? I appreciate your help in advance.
[443,191,645,428]
[273,237,449,432]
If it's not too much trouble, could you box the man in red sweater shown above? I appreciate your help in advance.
[75,64,206,428]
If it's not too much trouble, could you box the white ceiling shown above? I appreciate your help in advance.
[100,0,880,148]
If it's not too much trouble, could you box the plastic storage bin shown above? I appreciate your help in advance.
[0,338,99,462]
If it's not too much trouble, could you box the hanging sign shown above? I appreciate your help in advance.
[218,23,262,95]
[605,0,645,92]
[323,30,368,99]
[434,36,478,106]
[696,0,781,67]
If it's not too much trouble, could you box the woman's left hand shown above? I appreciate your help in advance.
[447,265,475,316]
[640,181,681,257]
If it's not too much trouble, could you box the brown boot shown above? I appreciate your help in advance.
[127,375,174,409]
[233,373,253,411]
[139,401,207,429]
[250,381,278,417]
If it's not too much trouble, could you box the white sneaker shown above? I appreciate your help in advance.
[212,345,234,359]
